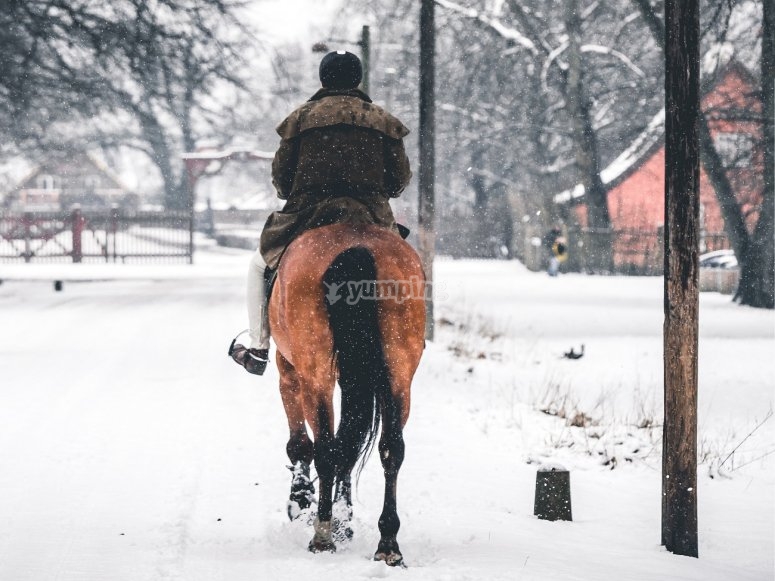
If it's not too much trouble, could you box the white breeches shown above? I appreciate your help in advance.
[247,249,270,350]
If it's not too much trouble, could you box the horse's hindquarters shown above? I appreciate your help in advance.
[268,223,426,563]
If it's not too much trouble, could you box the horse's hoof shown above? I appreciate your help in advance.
[287,462,316,521]
[287,500,301,521]
[331,495,353,542]
[375,537,404,567]
[308,538,337,553]
[308,518,335,553]
[287,500,316,523]
[374,550,405,567]
[332,520,353,543]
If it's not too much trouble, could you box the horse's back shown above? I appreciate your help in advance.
[283,223,422,278]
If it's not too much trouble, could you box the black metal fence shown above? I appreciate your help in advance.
[520,225,731,275]
[0,208,194,263]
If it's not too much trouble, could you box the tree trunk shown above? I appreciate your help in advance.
[138,112,185,210]
[737,0,775,308]
[698,118,750,264]
[469,148,491,258]
[418,0,436,340]
[175,58,199,213]
[565,0,613,272]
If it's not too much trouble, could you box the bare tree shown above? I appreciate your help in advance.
[339,1,672,269]
[432,0,660,268]
[0,0,254,209]
[632,0,773,308]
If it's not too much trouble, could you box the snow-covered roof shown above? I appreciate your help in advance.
[554,58,757,206]
[85,151,133,193]
[553,108,665,204]
[181,147,274,162]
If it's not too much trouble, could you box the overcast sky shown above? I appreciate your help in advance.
[249,0,343,44]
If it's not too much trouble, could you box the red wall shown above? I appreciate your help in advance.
[575,64,762,269]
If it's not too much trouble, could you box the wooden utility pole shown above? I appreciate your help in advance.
[359,25,370,95]
[418,0,436,340]
[663,0,699,558]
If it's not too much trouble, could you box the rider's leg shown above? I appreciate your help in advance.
[230,249,270,375]
[247,249,271,351]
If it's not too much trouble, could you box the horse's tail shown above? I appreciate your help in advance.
[323,247,391,478]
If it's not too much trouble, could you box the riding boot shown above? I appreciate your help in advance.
[229,345,269,375]
[229,250,271,375]
[247,249,271,351]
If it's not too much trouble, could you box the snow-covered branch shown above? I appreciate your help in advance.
[434,0,537,54]
[541,41,569,92]
[541,41,645,91]
[580,45,645,77]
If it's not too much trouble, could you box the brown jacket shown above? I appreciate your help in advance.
[260,88,412,268]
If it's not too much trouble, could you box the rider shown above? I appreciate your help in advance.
[230,50,412,375]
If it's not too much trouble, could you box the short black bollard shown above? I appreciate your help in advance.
[534,465,572,521]
[54,280,63,292]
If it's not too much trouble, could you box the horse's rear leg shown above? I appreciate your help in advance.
[277,353,315,520]
[374,391,407,567]
[306,388,338,553]
[332,471,353,542]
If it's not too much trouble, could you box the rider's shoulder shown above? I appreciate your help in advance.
[276,92,409,141]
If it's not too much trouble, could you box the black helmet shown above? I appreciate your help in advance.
[319,51,363,89]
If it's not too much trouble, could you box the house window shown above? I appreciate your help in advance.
[84,175,100,190]
[36,174,58,190]
[714,133,754,168]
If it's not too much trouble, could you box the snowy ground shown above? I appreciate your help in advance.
[1,246,773,581]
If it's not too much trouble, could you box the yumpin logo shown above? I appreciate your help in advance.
[323,276,442,305]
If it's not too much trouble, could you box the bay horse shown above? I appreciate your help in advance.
[268,222,426,566]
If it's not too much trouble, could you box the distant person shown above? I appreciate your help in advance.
[543,225,568,276]
[229,50,412,375]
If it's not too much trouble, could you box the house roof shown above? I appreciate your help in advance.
[553,108,665,204]
[553,58,758,206]
[10,150,132,193]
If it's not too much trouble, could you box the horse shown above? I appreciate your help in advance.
[267,222,426,566]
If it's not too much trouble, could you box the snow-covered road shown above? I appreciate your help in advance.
[1,250,772,580]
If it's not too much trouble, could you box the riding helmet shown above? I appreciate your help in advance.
[319,51,363,90]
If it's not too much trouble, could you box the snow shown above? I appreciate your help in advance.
[0,248,772,580]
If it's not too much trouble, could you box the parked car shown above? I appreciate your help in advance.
[699,249,738,269]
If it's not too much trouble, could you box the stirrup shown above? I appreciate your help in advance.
[228,333,269,376]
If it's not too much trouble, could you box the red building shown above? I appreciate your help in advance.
[556,60,763,272]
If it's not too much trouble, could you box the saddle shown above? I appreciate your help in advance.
[265,263,278,304]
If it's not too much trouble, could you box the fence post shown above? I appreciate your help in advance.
[71,206,83,263]
[110,205,119,263]
[23,211,32,263]
[534,466,573,521]
[188,211,195,265]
